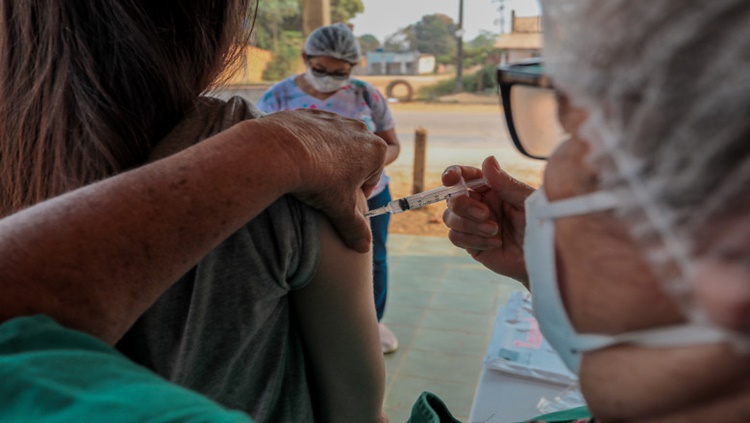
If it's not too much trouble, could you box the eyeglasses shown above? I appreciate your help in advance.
[309,66,350,80]
[497,59,567,160]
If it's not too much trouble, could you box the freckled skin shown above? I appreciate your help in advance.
[0,111,388,343]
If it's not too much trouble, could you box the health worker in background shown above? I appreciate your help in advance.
[442,1,750,421]
[258,23,402,354]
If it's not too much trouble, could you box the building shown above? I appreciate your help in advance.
[365,50,436,75]
[494,11,542,64]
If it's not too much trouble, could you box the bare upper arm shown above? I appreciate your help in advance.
[290,198,385,423]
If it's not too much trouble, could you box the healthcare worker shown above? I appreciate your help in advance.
[442,0,750,421]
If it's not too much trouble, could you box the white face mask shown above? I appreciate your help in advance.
[304,68,350,93]
[523,187,733,374]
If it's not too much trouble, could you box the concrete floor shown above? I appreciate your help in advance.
[382,234,524,422]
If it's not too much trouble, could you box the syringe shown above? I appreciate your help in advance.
[365,177,487,218]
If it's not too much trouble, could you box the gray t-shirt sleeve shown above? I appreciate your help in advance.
[232,194,321,292]
[118,95,322,422]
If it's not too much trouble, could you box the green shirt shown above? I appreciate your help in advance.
[0,315,253,423]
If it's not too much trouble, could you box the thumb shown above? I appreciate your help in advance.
[328,201,373,254]
[482,156,534,206]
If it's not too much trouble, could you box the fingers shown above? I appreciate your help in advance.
[336,214,373,254]
[441,164,484,187]
[481,156,534,206]
[326,203,373,254]
[447,228,502,251]
[259,109,384,253]
[443,196,495,231]
[442,195,502,251]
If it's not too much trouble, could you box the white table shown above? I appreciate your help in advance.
[468,368,570,423]
[468,291,580,423]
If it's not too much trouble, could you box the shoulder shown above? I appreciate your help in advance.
[350,79,386,104]
[149,96,261,162]
[350,78,378,94]
[351,78,375,90]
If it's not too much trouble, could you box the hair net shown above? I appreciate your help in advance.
[304,23,361,64]
[541,1,750,323]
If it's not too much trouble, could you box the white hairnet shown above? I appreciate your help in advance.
[304,23,361,64]
[542,1,750,319]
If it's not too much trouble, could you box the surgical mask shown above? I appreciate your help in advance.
[304,68,349,93]
[524,187,733,374]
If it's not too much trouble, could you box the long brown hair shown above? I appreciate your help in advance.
[0,1,254,215]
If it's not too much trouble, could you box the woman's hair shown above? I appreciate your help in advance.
[0,0,252,215]
[543,0,750,299]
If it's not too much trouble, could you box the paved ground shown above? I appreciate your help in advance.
[383,234,525,422]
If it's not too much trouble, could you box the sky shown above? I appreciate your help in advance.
[350,0,541,43]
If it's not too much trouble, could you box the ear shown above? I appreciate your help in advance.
[693,259,750,332]
[301,52,308,62]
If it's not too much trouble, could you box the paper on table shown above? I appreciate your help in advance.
[483,291,578,385]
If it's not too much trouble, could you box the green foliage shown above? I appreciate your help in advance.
[412,14,457,57]
[383,13,457,64]
[416,64,498,100]
[383,32,410,51]
[252,0,365,80]
[331,0,364,23]
[357,34,381,52]
[254,0,300,51]
[262,30,304,81]
[468,30,498,49]
[463,47,504,69]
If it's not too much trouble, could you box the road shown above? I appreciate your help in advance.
[388,103,545,188]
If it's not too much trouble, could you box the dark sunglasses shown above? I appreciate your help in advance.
[309,66,351,80]
[497,59,567,160]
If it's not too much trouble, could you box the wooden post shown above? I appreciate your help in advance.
[302,0,331,37]
[413,128,428,194]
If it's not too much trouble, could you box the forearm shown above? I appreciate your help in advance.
[0,120,300,344]
[376,129,400,166]
[385,144,400,166]
[292,213,387,423]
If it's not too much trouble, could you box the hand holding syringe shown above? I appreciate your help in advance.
[365,177,488,217]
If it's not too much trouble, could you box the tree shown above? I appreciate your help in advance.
[383,31,412,51]
[357,34,381,52]
[254,0,300,51]
[262,30,305,81]
[412,14,457,57]
[469,30,498,49]
[331,0,364,23]
[250,0,366,81]
[383,14,458,64]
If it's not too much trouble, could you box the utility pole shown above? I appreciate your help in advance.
[454,0,465,93]
[302,0,331,37]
